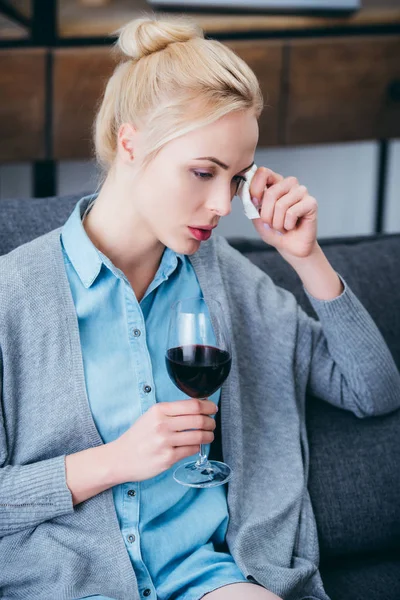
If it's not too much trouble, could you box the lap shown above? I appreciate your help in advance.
[202,582,283,600]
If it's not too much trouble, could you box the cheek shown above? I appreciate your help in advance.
[163,177,204,216]
[142,183,188,225]
[140,168,204,222]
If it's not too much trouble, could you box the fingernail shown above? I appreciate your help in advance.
[251,196,259,208]
[263,223,271,230]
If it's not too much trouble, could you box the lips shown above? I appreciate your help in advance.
[188,227,213,241]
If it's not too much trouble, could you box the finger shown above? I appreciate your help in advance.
[257,186,274,226]
[283,195,318,231]
[171,429,215,447]
[173,445,203,462]
[249,167,284,208]
[159,399,217,417]
[169,414,217,432]
[252,216,284,241]
[272,184,307,232]
[260,176,299,228]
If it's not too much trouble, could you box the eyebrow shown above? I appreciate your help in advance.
[194,156,255,173]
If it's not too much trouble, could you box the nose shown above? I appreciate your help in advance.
[207,187,232,218]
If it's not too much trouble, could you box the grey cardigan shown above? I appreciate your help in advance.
[1,227,399,600]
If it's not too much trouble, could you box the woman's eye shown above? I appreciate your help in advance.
[192,171,245,187]
[193,171,213,180]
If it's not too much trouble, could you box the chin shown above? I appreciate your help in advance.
[162,228,202,256]
[171,238,201,256]
[185,241,202,255]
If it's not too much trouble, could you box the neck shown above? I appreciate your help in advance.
[83,174,165,285]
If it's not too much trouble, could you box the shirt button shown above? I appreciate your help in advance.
[127,534,136,543]
[143,590,151,597]
[133,329,141,337]
[127,489,136,497]
[144,385,152,393]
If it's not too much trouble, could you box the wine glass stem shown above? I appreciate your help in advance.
[196,444,209,467]
[195,397,213,469]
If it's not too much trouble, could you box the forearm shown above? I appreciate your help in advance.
[281,242,344,300]
[65,442,123,506]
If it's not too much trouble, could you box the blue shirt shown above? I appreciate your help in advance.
[61,196,247,600]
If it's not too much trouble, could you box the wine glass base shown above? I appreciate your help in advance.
[173,460,233,488]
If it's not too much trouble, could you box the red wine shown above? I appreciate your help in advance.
[166,344,232,398]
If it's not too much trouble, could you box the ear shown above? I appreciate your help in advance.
[117,123,136,164]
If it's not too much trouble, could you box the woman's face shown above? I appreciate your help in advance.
[128,109,259,255]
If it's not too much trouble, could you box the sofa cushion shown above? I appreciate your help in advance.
[0,194,80,256]
[307,397,400,560]
[321,553,400,600]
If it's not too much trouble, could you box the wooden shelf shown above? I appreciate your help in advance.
[1,1,400,164]
[285,35,400,145]
[58,1,400,38]
[2,1,399,40]
[51,32,400,160]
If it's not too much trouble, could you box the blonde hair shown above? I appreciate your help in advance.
[94,14,264,174]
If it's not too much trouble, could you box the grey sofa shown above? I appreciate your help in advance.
[1,194,400,600]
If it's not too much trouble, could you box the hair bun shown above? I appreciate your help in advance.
[116,16,204,61]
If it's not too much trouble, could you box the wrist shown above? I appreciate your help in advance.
[279,241,321,268]
[65,442,124,506]
[104,440,127,487]
[282,242,344,300]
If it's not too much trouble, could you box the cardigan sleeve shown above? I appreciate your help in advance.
[297,275,400,418]
[0,350,74,538]
[216,235,400,419]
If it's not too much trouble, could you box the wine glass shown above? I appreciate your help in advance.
[165,297,233,488]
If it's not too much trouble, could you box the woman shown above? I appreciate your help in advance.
[1,15,399,600]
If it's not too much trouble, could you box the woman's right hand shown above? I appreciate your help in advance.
[110,399,218,483]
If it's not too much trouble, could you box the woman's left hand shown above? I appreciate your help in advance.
[249,167,318,260]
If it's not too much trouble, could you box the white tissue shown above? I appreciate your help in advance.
[237,163,260,220]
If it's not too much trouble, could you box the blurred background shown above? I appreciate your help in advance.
[0,0,399,240]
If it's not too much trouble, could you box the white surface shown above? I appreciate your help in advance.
[0,163,32,200]
[57,160,100,197]
[384,140,400,234]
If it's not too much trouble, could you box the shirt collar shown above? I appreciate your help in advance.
[61,194,185,289]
